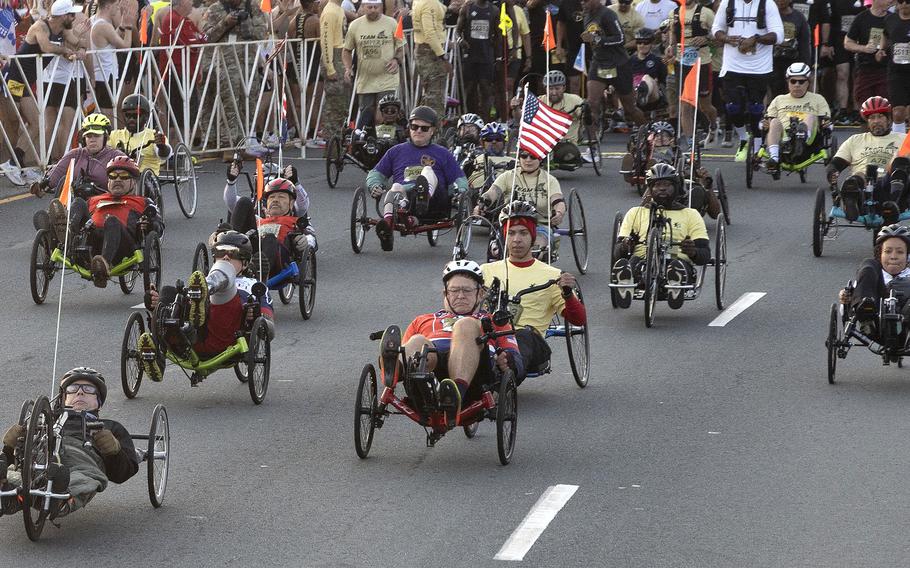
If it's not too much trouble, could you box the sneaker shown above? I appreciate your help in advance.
[835,111,852,127]
[376,218,394,251]
[438,378,462,428]
[767,158,781,180]
[46,462,69,494]
[412,175,430,216]
[721,128,733,148]
[48,199,68,244]
[137,332,163,381]
[611,260,633,308]
[881,201,899,224]
[379,325,401,388]
[666,260,688,309]
[90,255,110,288]
[4,165,24,186]
[186,270,208,328]
[840,176,861,221]
[580,147,594,163]
[306,138,326,149]
[734,140,749,162]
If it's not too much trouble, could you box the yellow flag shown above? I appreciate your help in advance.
[498,3,512,35]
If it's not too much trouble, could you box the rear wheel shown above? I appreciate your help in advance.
[191,242,209,274]
[567,189,588,274]
[566,286,589,388]
[643,227,661,328]
[247,317,271,404]
[173,144,197,218]
[496,372,517,465]
[745,133,755,189]
[609,211,623,309]
[142,233,162,293]
[29,229,56,305]
[812,187,826,257]
[827,303,839,384]
[147,404,169,508]
[350,186,367,253]
[278,282,295,304]
[714,214,727,310]
[121,311,145,399]
[22,396,53,541]
[118,265,139,294]
[140,169,164,232]
[354,364,378,459]
[326,135,343,188]
[714,168,731,225]
[299,246,317,320]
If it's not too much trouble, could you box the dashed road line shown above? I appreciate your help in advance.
[708,292,766,327]
[494,484,579,562]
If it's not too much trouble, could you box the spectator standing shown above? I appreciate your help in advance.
[844,0,890,122]
[769,0,810,97]
[343,0,402,128]
[90,0,134,117]
[636,0,677,32]
[412,0,451,119]
[157,0,208,138]
[456,0,499,121]
[609,0,645,53]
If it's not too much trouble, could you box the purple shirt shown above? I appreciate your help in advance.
[373,142,466,191]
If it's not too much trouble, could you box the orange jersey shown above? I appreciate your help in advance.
[257,215,299,243]
[404,310,519,354]
[88,194,148,227]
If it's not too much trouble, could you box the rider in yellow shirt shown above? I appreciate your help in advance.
[108,94,171,176]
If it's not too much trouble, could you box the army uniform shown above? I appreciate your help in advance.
[320,0,349,139]
[413,0,449,119]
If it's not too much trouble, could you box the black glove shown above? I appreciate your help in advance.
[227,160,242,182]
[680,238,697,258]
[284,165,299,185]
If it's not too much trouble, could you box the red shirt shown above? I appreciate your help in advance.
[257,215,299,244]
[88,194,147,227]
[157,12,207,79]
[404,310,519,354]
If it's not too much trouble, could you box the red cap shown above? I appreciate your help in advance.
[503,216,536,242]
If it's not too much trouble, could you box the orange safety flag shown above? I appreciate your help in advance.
[260,0,271,13]
[814,24,820,47]
[680,57,700,106]
[139,8,149,45]
[394,15,404,40]
[899,132,910,158]
[256,159,264,200]
[542,11,555,51]
[679,1,686,56]
[58,159,75,208]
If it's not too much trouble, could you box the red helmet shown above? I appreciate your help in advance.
[106,155,140,177]
[263,177,296,199]
[861,96,892,119]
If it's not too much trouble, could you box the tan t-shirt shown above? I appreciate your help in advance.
[413,0,447,55]
[835,132,906,176]
[344,14,403,93]
[320,1,346,76]
[481,259,565,335]
[608,4,645,49]
[766,92,830,121]
[507,6,530,57]
[540,92,584,144]
[676,4,715,64]
[489,169,562,226]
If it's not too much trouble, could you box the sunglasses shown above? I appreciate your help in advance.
[213,245,241,259]
[518,152,539,160]
[789,79,808,85]
[409,123,433,132]
[380,106,399,113]
[65,383,99,395]
[484,137,505,143]
[108,171,133,180]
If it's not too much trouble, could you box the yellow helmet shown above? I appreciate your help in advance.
[81,113,111,136]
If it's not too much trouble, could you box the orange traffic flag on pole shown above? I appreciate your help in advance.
[814,24,820,47]
[394,15,404,40]
[58,159,75,208]
[899,132,910,158]
[256,159,264,200]
[542,11,555,51]
[680,57,700,106]
[260,0,272,13]
[139,8,149,45]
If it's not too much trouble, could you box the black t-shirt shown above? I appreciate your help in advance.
[557,0,586,51]
[830,0,865,38]
[792,0,828,30]
[775,9,811,63]
[583,4,628,66]
[884,12,910,72]
[847,9,888,68]
[528,2,547,43]
[630,52,667,84]
[459,0,498,63]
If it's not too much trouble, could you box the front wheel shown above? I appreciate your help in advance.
[827,303,839,384]
[29,229,56,305]
[566,286,590,388]
[121,311,146,399]
[22,396,53,541]
[147,404,169,508]
[299,247,317,320]
[587,127,602,176]
[247,317,271,404]
[609,211,624,309]
[142,233,162,293]
[714,214,727,310]
[714,168,731,225]
[812,187,826,257]
[496,372,517,465]
[745,133,755,189]
[354,364,378,458]
[326,135,343,188]
[643,227,661,328]
[173,143,197,218]
[567,189,588,274]
[191,242,210,275]
[350,186,367,254]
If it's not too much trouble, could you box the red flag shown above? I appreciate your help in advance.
[518,91,572,158]
[256,159,264,200]
[813,24,820,47]
[58,159,75,208]
[260,0,271,13]
[139,8,149,45]
[680,57,700,106]
[394,15,403,40]
[542,11,555,51]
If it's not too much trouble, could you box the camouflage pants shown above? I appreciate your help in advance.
[415,44,448,120]
[322,49,350,139]
[200,48,264,148]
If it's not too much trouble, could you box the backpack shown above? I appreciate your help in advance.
[726,0,767,30]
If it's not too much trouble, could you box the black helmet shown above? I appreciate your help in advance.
[378,93,401,111]
[60,367,108,407]
[408,105,438,127]
[650,120,675,137]
[876,224,910,247]
[122,93,152,131]
[646,163,681,204]
[634,27,656,42]
[212,230,253,262]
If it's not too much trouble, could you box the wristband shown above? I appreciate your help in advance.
[550,198,565,207]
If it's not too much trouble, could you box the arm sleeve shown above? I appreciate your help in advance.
[320,11,337,74]
[560,293,587,326]
[102,422,140,484]
[295,184,310,215]
[223,181,239,212]
[600,11,624,47]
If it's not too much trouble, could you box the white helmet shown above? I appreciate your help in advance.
[442,259,484,284]
[785,62,811,79]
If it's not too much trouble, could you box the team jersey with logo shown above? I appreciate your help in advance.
[835,132,905,176]
[480,260,565,336]
[258,215,300,243]
[88,194,150,227]
[618,206,709,263]
[373,141,465,189]
[766,92,830,121]
[343,14,402,93]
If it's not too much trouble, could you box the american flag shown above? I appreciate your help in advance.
[518,91,572,159]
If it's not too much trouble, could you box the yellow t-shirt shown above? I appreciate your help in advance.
[343,15,403,93]
[608,4,644,49]
[490,168,562,226]
[412,0,447,56]
[320,1,346,76]
[618,205,708,262]
[468,154,514,190]
[481,259,565,335]
[835,132,905,176]
[540,92,584,144]
[108,128,161,175]
[676,5,714,64]
[766,92,830,123]
[506,6,530,57]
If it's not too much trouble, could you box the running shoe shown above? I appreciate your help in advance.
[90,255,110,288]
[438,378,462,428]
[666,259,689,309]
[186,270,208,328]
[412,175,430,216]
[137,332,164,382]
[4,165,24,186]
[611,259,633,308]
[766,158,781,180]
[376,218,394,251]
[48,199,69,244]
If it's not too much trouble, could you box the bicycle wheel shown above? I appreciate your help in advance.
[745,133,754,189]
[326,136,342,188]
[234,363,249,383]
[453,218,472,260]
[278,281,295,304]
[567,189,588,274]
[354,363,378,459]
[191,242,209,274]
[350,186,367,253]
[247,317,271,404]
[812,187,826,257]
[173,143,197,218]
[827,303,839,384]
[22,396,53,541]
[587,127,601,176]
[643,227,661,328]
[566,286,590,388]
[496,371,517,465]
[29,229,56,305]
[609,211,624,309]
[299,246,316,320]
[119,264,139,294]
[147,404,169,508]
[714,214,727,310]
[142,233,162,293]
[141,169,165,231]
[121,311,146,399]
[714,168,731,225]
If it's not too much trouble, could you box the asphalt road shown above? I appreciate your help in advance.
[1,130,909,567]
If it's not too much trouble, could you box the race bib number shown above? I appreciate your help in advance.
[792,3,810,17]
[893,43,910,65]
[596,66,616,79]
[840,15,856,32]
[403,165,423,181]
[681,47,699,66]
[376,124,397,139]
[867,28,883,49]
[470,19,490,40]
[259,223,281,237]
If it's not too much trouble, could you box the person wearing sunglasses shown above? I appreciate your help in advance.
[763,62,830,179]
[47,155,164,288]
[465,122,514,192]
[0,368,139,519]
[628,28,668,112]
[365,105,468,251]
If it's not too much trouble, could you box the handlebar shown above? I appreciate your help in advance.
[369,330,384,341]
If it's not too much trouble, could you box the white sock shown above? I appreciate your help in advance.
[734,126,747,142]
[769,144,779,161]
[894,122,907,134]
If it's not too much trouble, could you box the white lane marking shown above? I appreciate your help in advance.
[494,484,579,562]
[708,292,766,327]
[130,303,145,309]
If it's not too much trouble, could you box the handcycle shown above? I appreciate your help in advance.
[1,396,169,541]
[120,139,198,222]
[119,280,272,404]
[326,124,402,188]
[350,185,471,253]
[548,102,602,177]
[676,141,731,225]
[812,166,910,257]
[29,199,162,305]
[827,282,910,383]
[452,188,590,274]
[746,116,838,189]
[609,203,727,327]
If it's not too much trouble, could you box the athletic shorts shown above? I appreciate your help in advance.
[94,77,116,109]
[681,61,712,98]
[434,345,496,400]
[887,68,910,107]
[587,60,633,96]
[46,81,78,109]
[853,67,888,110]
[515,327,551,378]
[721,71,770,113]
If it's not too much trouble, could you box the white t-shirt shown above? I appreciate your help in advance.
[635,0,677,31]
[710,0,784,76]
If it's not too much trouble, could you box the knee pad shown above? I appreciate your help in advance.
[208,259,237,305]
[725,101,742,116]
[748,103,765,118]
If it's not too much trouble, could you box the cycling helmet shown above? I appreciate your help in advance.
[650,120,675,137]
[875,224,910,247]
[646,163,681,190]
[785,62,811,78]
[106,155,140,177]
[544,70,566,87]
[500,201,538,239]
[480,122,507,141]
[634,27,656,42]
[60,367,108,407]
[409,105,438,127]
[378,93,401,111]
[457,113,484,130]
[861,96,892,119]
[212,230,253,262]
[122,93,152,128]
[262,177,296,199]
[442,259,484,284]
[81,113,111,136]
